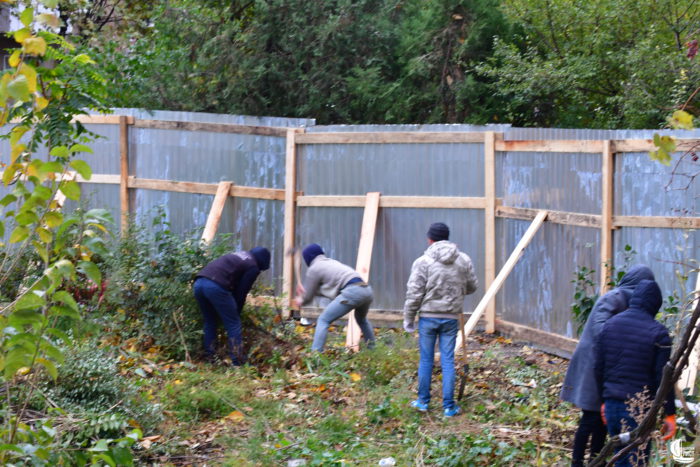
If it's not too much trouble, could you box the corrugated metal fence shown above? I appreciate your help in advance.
[19,109,699,351]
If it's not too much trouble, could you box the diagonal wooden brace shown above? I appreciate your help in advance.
[201,181,232,244]
[346,192,381,352]
[454,210,548,354]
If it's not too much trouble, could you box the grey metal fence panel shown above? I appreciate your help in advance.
[500,151,602,214]
[495,218,600,338]
[3,109,698,346]
[615,228,699,305]
[297,206,485,312]
[617,151,699,216]
[298,142,485,196]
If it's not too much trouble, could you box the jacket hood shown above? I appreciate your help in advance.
[426,241,459,264]
[617,265,655,290]
[627,279,662,317]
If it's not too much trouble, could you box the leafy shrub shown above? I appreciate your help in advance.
[36,341,162,438]
[571,244,637,335]
[99,209,235,359]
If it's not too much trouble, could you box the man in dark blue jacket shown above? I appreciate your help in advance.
[594,279,676,466]
[561,265,655,466]
[194,247,271,365]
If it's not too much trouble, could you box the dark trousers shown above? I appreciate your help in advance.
[193,277,244,365]
[572,409,607,466]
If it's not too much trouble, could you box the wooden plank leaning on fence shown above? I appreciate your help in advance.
[454,210,548,355]
[346,192,381,352]
[201,181,233,244]
[678,272,700,395]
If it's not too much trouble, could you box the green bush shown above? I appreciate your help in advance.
[100,209,235,359]
[36,341,162,438]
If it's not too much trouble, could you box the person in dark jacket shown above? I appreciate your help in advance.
[594,279,676,467]
[193,247,271,365]
[561,265,655,467]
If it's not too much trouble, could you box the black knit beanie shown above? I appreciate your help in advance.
[427,222,450,241]
[302,244,324,267]
[250,246,271,271]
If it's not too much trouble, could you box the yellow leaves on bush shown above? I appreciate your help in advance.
[669,109,694,130]
[23,36,47,56]
[19,64,37,93]
[8,50,20,68]
[37,13,61,29]
[13,28,31,44]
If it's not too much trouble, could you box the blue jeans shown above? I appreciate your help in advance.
[604,399,650,467]
[312,284,375,351]
[417,317,458,410]
[193,277,244,364]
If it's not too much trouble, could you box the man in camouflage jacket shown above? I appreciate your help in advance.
[403,222,478,417]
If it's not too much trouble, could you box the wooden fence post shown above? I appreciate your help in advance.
[600,140,614,292]
[119,116,130,235]
[283,129,300,316]
[346,191,381,352]
[201,181,233,244]
[484,132,497,333]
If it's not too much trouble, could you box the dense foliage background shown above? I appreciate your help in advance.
[68,0,700,128]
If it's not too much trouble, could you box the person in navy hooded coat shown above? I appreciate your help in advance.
[194,247,271,365]
[561,265,655,466]
[594,279,676,466]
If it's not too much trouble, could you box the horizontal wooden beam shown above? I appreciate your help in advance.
[495,319,578,357]
[611,139,700,153]
[614,215,700,229]
[73,115,135,125]
[297,195,488,209]
[296,132,486,144]
[497,205,601,228]
[133,119,289,137]
[70,173,120,184]
[126,177,288,200]
[495,139,604,153]
[497,206,699,230]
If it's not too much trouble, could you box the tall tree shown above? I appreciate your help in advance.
[87,0,514,124]
[479,0,700,128]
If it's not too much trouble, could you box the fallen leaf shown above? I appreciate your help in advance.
[350,373,361,382]
[224,410,244,422]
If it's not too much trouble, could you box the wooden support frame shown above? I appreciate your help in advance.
[297,195,488,209]
[497,206,601,228]
[119,116,130,234]
[484,132,497,333]
[455,211,548,352]
[346,192,381,352]
[600,141,614,293]
[283,129,303,314]
[296,132,485,145]
[201,181,233,244]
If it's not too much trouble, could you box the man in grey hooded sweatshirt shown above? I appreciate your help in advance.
[561,265,655,467]
[403,222,478,417]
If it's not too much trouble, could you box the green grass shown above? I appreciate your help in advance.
[135,330,577,465]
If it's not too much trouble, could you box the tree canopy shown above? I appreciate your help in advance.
[79,0,700,128]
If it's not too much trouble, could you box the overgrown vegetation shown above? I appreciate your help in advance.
[63,0,700,128]
[570,244,637,335]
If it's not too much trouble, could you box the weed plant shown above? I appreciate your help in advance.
[99,209,236,359]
